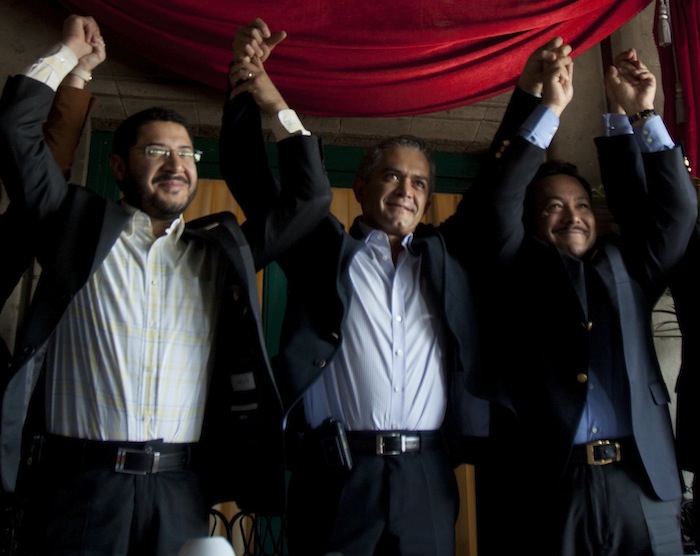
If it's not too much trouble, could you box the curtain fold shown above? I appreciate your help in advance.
[60,0,651,117]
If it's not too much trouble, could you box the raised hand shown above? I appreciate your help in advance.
[605,48,655,117]
[78,20,106,73]
[61,15,99,59]
[518,37,573,96]
[228,57,289,115]
[232,18,287,63]
[541,55,574,117]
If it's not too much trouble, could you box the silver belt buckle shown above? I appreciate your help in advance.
[586,439,621,465]
[115,447,161,474]
[376,433,405,456]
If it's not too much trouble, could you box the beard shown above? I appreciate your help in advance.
[120,172,197,221]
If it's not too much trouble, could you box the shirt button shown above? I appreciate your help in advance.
[395,349,403,357]
[591,426,599,434]
[395,315,403,322]
[577,373,588,384]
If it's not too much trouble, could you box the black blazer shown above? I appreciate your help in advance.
[221,93,504,465]
[477,121,696,501]
[0,75,331,513]
[0,86,95,374]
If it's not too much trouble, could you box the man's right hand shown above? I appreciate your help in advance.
[541,56,574,117]
[228,57,289,115]
[518,37,573,97]
[61,15,101,60]
[605,48,656,117]
[233,18,287,63]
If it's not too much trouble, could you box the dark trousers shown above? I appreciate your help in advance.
[555,462,682,555]
[18,443,209,555]
[480,458,683,556]
[286,449,459,556]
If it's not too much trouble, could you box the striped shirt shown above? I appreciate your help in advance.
[45,207,221,442]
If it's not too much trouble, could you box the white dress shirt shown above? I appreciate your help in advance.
[304,224,447,431]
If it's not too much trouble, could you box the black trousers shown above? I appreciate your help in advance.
[478,455,683,556]
[18,442,209,556]
[286,448,459,556]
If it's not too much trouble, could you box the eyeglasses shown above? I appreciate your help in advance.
[138,146,203,163]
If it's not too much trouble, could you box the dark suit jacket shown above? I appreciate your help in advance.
[0,75,331,513]
[221,93,505,466]
[0,86,95,371]
[477,121,696,502]
[596,133,700,473]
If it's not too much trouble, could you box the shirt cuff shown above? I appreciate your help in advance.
[24,43,78,92]
[519,105,559,149]
[271,109,311,142]
[602,113,633,137]
[633,116,675,153]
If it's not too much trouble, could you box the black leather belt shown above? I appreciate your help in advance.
[41,434,196,475]
[346,431,443,456]
[569,438,634,466]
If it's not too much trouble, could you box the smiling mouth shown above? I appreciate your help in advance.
[387,203,414,213]
[556,226,587,235]
[154,176,189,190]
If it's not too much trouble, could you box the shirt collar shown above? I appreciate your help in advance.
[357,220,415,249]
[120,201,185,240]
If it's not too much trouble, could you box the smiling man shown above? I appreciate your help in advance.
[474,44,697,555]
[526,160,597,258]
[0,13,331,556]
[223,18,501,556]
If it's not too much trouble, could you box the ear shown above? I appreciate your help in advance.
[109,153,126,182]
[352,177,366,204]
[424,193,432,213]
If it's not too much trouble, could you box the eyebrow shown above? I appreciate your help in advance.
[542,194,589,202]
[144,142,194,149]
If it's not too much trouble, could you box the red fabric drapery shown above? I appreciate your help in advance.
[655,0,699,176]
[60,0,651,117]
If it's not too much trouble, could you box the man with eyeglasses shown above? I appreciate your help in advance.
[0,13,331,556]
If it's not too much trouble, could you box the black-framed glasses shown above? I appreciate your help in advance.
[137,145,203,163]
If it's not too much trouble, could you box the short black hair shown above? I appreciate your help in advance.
[525,159,593,225]
[112,107,193,160]
[356,134,436,193]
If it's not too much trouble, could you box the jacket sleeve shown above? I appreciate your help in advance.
[0,75,69,219]
[445,86,544,264]
[597,133,696,290]
[218,92,332,270]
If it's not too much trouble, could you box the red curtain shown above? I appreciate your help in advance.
[60,0,651,117]
[655,0,699,175]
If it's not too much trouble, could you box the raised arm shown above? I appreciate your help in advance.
[469,49,574,265]
[219,19,331,269]
[0,15,101,217]
[596,49,696,284]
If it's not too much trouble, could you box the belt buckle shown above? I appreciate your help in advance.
[376,433,405,456]
[115,447,160,475]
[586,439,620,465]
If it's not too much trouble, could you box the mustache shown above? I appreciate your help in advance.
[556,224,588,234]
[153,173,189,186]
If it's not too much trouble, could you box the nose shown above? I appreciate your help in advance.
[395,177,413,196]
[161,151,185,172]
[562,205,581,223]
